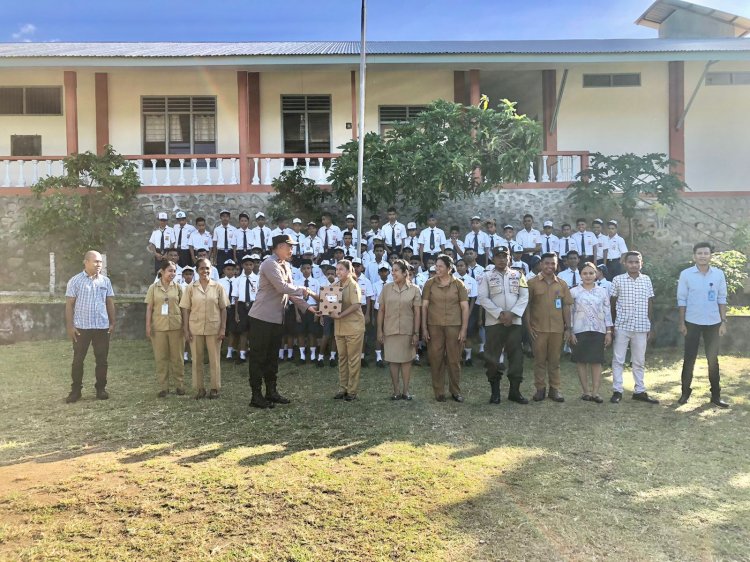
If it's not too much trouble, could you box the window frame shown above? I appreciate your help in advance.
[0,86,63,116]
[582,73,641,88]
[140,95,218,157]
[280,94,332,156]
[705,71,750,86]
[378,105,428,135]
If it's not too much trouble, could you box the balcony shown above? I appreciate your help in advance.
[0,150,588,193]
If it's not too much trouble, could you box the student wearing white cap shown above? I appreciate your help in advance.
[403,222,420,256]
[148,212,176,274]
[539,220,559,256]
[318,212,342,259]
[381,207,406,255]
[218,259,240,360]
[250,211,272,256]
[604,220,628,280]
[234,254,260,363]
[342,213,359,246]
[173,211,195,268]
[574,218,598,267]
[289,218,306,267]
[464,215,491,267]
[212,210,237,270]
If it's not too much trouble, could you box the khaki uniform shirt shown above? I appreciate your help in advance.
[477,268,529,326]
[378,282,421,336]
[422,276,469,326]
[179,280,229,336]
[527,275,573,334]
[334,278,365,337]
[145,281,183,332]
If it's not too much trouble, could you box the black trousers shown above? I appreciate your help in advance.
[483,323,523,383]
[681,321,721,395]
[178,249,192,267]
[248,317,283,390]
[71,329,110,393]
[606,259,622,280]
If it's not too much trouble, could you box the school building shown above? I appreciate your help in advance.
[0,0,749,198]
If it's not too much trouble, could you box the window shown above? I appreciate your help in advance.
[0,87,62,115]
[141,96,217,159]
[281,95,331,157]
[706,72,750,86]
[11,135,42,156]
[582,73,641,88]
[378,105,427,135]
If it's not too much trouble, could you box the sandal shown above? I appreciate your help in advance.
[581,394,593,401]
[591,395,604,403]
[402,393,413,401]
[391,394,401,400]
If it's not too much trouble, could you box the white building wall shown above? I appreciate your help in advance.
[683,60,750,192]
[557,62,669,157]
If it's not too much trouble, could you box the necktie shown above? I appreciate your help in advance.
[572,271,577,287]
[391,226,396,248]
[564,239,569,254]
[470,267,475,279]
[296,235,301,256]
[545,236,550,253]
[490,237,494,254]
[324,229,329,250]
[473,234,478,253]
[243,231,247,251]
[580,233,585,254]
[245,276,250,302]
[160,230,165,253]
[260,229,266,252]
[177,227,182,249]
[223,228,228,251]
[429,229,435,251]
[304,278,309,287]
[228,279,233,297]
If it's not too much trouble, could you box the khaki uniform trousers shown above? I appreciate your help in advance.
[151,329,185,391]
[190,335,222,391]
[427,324,462,398]
[335,332,364,395]
[532,331,564,391]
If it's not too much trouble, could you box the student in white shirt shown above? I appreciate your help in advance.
[364,214,384,251]
[502,224,517,247]
[403,222,421,256]
[372,265,391,367]
[381,207,406,254]
[464,215,491,267]
[456,259,479,366]
[341,213,359,246]
[557,223,580,263]
[218,260,240,360]
[179,265,196,362]
[288,218,306,267]
[539,220,560,256]
[354,258,375,367]
[604,220,628,280]
[365,244,391,283]
[463,249,485,283]
[154,248,184,285]
[485,219,505,260]
[212,210,237,268]
[447,225,466,258]
[341,231,359,260]
[515,214,541,267]
[510,244,530,276]
[173,211,196,267]
[574,218,599,266]
[418,214,447,266]
[592,219,608,265]
[595,264,613,296]
[304,222,325,261]
[235,212,254,258]
[193,248,220,281]
[318,212,342,259]
[148,212,176,274]
[558,251,582,288]
[189,217,213,265]
[270,217,295,238]
[296,259,323,365]
[234,254,260,363]
[250,211,272,256]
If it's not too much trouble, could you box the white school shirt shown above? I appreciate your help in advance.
[418,227,447,254]
[271,226,295,238]
[460,274,479,299]
[515,229,540,253]
[341,228,359,246]
[557,236,580,257]
[301,235,324,258]
[380,222,407,247]
[189,230,213,252]
[149,227,175,252]
[464,231,491,256]
[358,276,374,306]
[372,279,386,310]
[364,228,384,251]
[365,259,391,284]
[213,224,238,251]
[595,233,608,258]
[539,234,560,255]
[574,230,598,257]
[250,225,272,252]
[510,259,530,276]
[317,225,342,250]
[447,238,465,255]
[341,244,359,258]
[403,234,420,255]
[596,278,613,297]
[287,231,306,257]
[236,272,259,303]
[415,271,430,289]
[234,227,254,254]
[173,223,196,250]
[298,275,321,306]
[361,250,375,267]
[486,233,506,257]
[558,268,581,288]
[606,234,628,260]
[466,263,485,283]
[218,276,239,305]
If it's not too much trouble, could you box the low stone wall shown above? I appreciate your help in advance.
[1,189,748,295]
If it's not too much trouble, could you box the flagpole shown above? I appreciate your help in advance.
[356,0,367,258]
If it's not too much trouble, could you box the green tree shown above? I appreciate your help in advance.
[21,146,141,261]
[327,98,541,220]
[568,152,686,246]
[266,167,332,222]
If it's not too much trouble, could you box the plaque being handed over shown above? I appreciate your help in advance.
[319,285,343,316]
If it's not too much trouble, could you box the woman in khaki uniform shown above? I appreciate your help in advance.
[145,260,185,397]
[180,257,229,399]
[421,254,469,402]
[377,259,421,400]
[331,260,365,401]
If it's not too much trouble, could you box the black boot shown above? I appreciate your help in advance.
[710,392,729,408]
[249,387,271,409]
[677,388,692,405]
[489,379,501,404]
[266,382,291,404]
[508,380,529,404]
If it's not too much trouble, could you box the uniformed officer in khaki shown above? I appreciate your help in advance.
[477,248,529,405]
[145,260,185,397]
[180,257,229,399]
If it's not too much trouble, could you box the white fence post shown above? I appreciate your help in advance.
[49,252,56,296]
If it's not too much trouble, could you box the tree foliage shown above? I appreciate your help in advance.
[21,146,141,260]
[327,98,541,221]
[266,167,332,221]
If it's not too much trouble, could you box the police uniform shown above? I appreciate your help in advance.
[477,265,529,403]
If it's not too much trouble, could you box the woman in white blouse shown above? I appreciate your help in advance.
[569,262,613,403]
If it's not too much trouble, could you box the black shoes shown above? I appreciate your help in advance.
[489,380,501,404]
[610,391,622,403]
[452,394,464,403]
[532,388,546,402]
[316,359,324,369]
[298,357,307,366]
[157,390,168,398]
[360,358,368,368]
[376,360,385,368]
[678,388,692,405]
[333,391,346,399]
[344,394,357,401]
[329,358,337,368]
[267,390,290,404]
[208,389,219,399]
[249,393,272,409]
[632,392,659,404]
[508,393,529,405]
[711,396,729,408]
[435,395,446,402]
[65,391,81,404]
[548,389,565,403]
[96,389,109,400]
[195,389,207,400]
[464,358,473,368]
[175,388,186,396]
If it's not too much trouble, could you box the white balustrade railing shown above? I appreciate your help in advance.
[250,156,331,186]
[1,158,67,188]
[525,152,586,184]
[130,156,240,187]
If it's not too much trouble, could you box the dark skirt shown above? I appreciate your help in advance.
[571,331,605,364]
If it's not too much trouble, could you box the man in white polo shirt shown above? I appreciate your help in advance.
[515,214,541,268]
[173,211,195,268]
[464,215,491,267]
[381,207,406,255]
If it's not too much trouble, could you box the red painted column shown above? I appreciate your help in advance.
[668,61,685,181]
[247,72,261,154]
[469,69,480,107]
[64,71,78,155]
[453,71,466,104]
[237,71,250,187]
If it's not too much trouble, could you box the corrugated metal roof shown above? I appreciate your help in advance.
[0,38,749,58]
[636,0,750,36]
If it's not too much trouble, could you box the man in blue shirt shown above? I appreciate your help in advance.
[677,242,729,408]
[65,251,116,403]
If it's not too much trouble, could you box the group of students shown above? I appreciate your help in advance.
[136,207,730,408]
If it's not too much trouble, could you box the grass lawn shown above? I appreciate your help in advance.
[0,340,748,561]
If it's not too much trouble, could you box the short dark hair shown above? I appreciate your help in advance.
[387,207,397,213]
[541,252,558,262]
[566,250,580,258]
[576,218,586,224]
[523,214,533,220]
[561,223,571,229]
[343,231,353,238]
[370,214,380,221]
[435,254,455,273]
[195,217,205,224]
[693,241,713,254]
[450,225,460,232]
[321,212,332,219]
[623,251,642,261]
